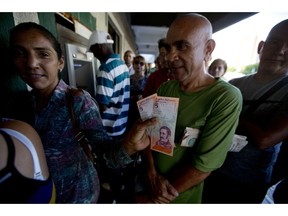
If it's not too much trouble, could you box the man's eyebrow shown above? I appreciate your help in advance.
[173,40,187,44]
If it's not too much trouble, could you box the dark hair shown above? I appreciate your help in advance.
[9,22,62,60]
[158,38,167,50]
[160,126,171,136]
[209,58,227,72]
[124,50,133,56]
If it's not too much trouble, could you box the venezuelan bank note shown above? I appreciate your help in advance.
[137,93,157,121]
[137,94,179,156]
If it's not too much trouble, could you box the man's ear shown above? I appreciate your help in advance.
[257,41,265,54]
[204,39,216,62]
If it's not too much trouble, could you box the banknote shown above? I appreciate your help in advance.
[137,94,179,156]
[137,93,157,121]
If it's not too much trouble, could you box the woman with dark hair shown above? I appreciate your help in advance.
[8,22,156,203]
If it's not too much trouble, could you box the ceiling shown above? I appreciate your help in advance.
[128,12,257,62]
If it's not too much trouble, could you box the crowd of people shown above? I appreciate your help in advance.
[0,13,287,204]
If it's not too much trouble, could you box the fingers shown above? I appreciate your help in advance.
[129,117,158,138]
[123,117,158,155]
[167,183,179,197]
[152,190,177,204]
[150,179,178,203]
[136,117,158,129]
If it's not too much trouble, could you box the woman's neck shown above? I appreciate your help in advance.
[134,71,144,78]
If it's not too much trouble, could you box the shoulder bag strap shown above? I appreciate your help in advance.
[66,88,94,162]
[245,76,288,114]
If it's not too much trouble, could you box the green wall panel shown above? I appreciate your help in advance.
[70,12,96,31]
[0,13,15,46]
[38,12,57,37]
[0,13,29,119]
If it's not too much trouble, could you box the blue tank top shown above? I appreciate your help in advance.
[0,130,55,203]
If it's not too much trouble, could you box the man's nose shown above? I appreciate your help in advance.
[167,47,178,62]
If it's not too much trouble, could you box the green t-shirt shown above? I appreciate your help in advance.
[154,79,242,203]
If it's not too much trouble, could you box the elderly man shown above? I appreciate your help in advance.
[123,50,135,76]
[142,38,174,98]
[139,13,242,203]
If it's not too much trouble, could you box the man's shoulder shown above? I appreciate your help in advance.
[157,80,179,96]
[101,58,128,74]
[212,79,243,103]
[229,74,254,85]
[148,70,160,78]
[217,78,241,91]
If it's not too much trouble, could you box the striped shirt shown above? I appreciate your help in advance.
[96,54,130,137]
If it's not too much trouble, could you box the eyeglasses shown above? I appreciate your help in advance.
[134,61,145,66]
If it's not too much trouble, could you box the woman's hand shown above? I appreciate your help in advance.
[123,117,158,155]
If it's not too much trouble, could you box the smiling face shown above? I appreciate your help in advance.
[165,14,215,85]
[10,28,64,94]
[258,20,288,77]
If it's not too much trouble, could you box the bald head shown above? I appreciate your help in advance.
[169,13,213,42]
[256,19,288,77]
[165,13,215,85]
[266,19,288,40]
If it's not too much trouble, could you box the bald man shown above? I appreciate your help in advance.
[141,13,242,203]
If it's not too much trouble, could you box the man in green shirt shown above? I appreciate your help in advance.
[139,13,242,203]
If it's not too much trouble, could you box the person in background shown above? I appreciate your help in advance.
[115,55,148,203]
[137,13,242,203]
[142,38,174,98]
[208,58,227,78]
[154,56,160,71]
[203,19,288,203]
[88,30,130,141]
[9,22,157,203]
[130,55,149,102]
[127,55,149,129]
[0,118,55,203]
[147,62,156,76]
[124,50,135,76]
